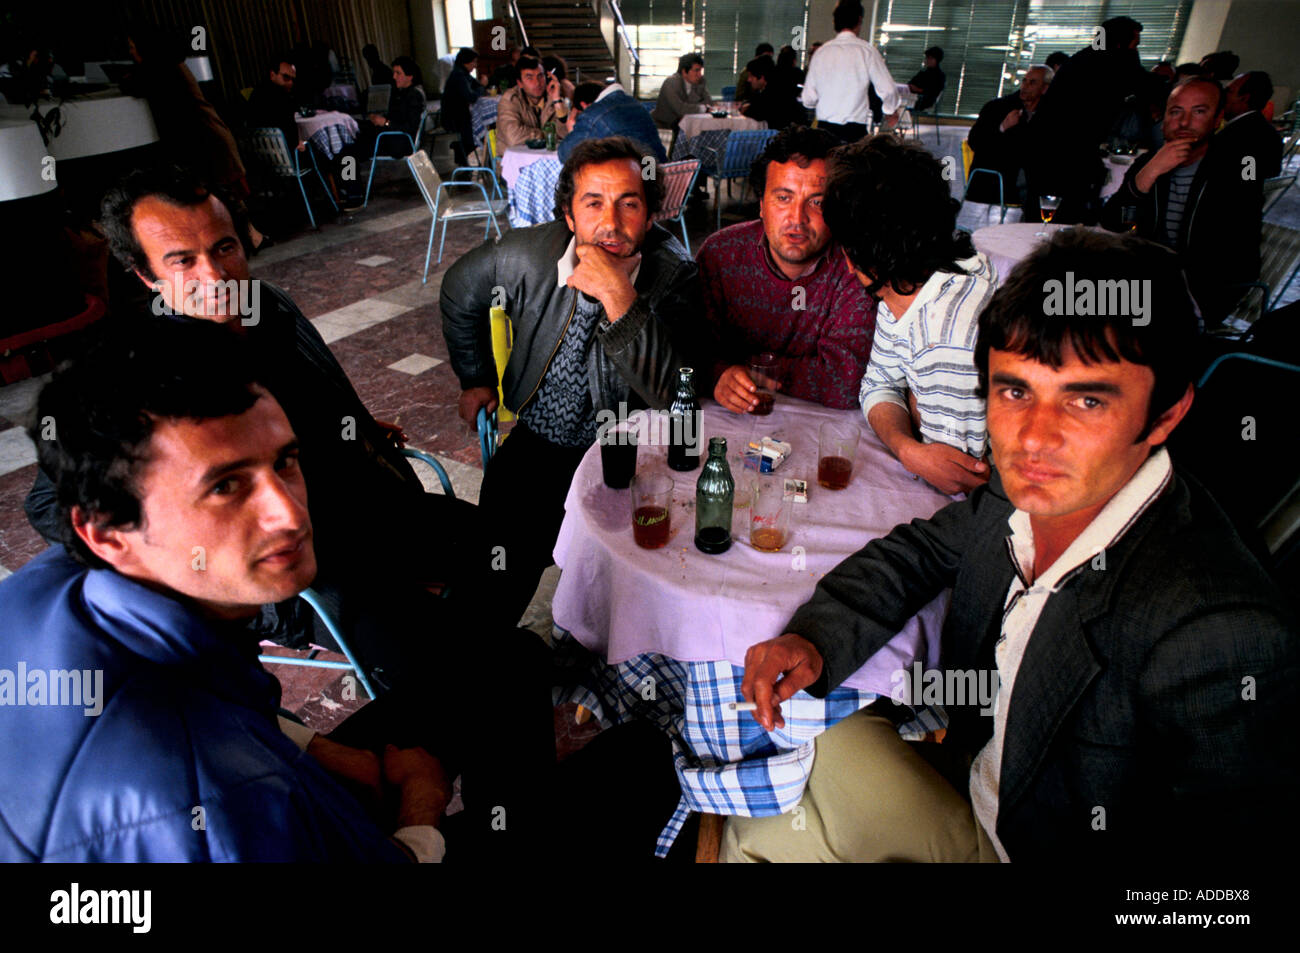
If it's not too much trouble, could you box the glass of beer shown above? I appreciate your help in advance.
[750,476,792,551]
[749,353,779,416]
[630,473,673,548]
[1036,194,1060,237]
[818,421,858,490]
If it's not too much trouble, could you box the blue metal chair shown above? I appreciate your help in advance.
[363,111,426,207]
[710,129,779,229]
[406,150,505,281]
[652,158,701,253]
[248,127,338,229]
[963,166,1013,224]
[257,448,458,698]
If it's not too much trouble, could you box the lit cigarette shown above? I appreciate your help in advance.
[728,701,758,712]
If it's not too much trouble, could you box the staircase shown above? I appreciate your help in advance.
[514,0,618,84]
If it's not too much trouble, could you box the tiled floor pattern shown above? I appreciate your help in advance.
[2,127,1298,740]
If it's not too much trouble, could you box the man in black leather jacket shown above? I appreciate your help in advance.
[442,136,706,628]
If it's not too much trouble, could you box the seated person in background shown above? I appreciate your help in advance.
[3,324,682,862]
[496,55,569,149]
[907,46,945,111]
[488,46,521,91]
[559,80,668,163]
[362,43,393,87]
[825,136,997,495]
[698,125,876,412]
[442,137,704,631]
[1101,77,1261,325]
[247,55,301,152]
[1218,70,1283,179]
[1044,50,1069,73]
[652,52,712,131]
[542,55,576,103]
[338,55,427,206]
[736,43,775,103]
[441,47,486,166]
[1200,49,1239,83]
[25,165,479,682]
[729,230,1298,863]
[735,56,782,125]
[966,65,1051,206]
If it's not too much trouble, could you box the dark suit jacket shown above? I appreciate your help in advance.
[788,467,1297,861]
[1100,143,1262,324]
[966,92,1038,204]
[1215,111,1284,180]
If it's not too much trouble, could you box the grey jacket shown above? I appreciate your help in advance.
[788,468,1298,861]
[652,72,712,129]
[441,220,706,419]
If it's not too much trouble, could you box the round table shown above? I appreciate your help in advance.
[971,222,1072,281]
[552,398,952,694]
[500,145,559,189]
[294,110,359,161]
[507,155,563,227]
[677,113,765,139]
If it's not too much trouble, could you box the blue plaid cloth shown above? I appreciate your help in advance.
[508,156,563,227]
[307,124,355,162]
[551,630,946,858]
[671,129,733,176]
[471,97,499,147]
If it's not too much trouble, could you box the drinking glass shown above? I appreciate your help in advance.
[750,477,792,551]
[630,473,673,548]
[817,421,859,490]
[749,352,779,416]
[1120,205,1139,233]
[1036,195,1060,237]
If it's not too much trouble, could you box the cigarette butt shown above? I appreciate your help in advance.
[728,701,758,712]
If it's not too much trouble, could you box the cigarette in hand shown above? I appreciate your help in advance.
[728,701,759,712]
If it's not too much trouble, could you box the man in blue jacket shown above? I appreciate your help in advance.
[558,81,667,163]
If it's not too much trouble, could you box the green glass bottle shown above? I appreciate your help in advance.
[543,120,557,151]
[695,436,734,554]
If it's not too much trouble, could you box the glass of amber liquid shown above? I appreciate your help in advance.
[1121,205,1139,233]
[630,473,673,548]
[1036,194,1060,237]
[750,476,792,551]
[818,421,858,490]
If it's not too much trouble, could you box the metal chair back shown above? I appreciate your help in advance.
[653,159,701,252]
[248,126,298,178]
[1263,173,1295,214]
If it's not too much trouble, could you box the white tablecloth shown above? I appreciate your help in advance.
[294,110,358,142]
[896,83,918,109]
[500,145,559,188]
[971,222,1072,281]
[677,113,765,139]
[552,398,953,695]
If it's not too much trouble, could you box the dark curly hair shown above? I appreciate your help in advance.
[974,229,1197,441]
[100,164,249,280]
[29,321,267,568]
[750,124,840,199]
[823,134,974,297]
[553,136,662,221]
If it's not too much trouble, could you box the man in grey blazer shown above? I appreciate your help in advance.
[728,230,1297,862]
[652,52,712,131]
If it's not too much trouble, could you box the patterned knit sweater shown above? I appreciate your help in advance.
[696,220,877,409]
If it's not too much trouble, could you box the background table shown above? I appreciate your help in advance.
[551,398,953,853]
[677,112,764,139]
[470,96,499,147]
[971,222,1072,281]
[500,144,559,189]
[294,110,358,161]
[508,155,563,227]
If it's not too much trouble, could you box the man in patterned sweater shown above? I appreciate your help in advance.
[698,126,877,412]
[824,136,999,495]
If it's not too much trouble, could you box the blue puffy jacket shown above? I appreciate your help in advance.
[0,548,407,862]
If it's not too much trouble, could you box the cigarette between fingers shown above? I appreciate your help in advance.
[728,701,759,712]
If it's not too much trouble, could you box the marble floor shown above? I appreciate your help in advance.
[2,125,1297,734]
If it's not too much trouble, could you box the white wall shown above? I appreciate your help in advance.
[1215,0,1300,103]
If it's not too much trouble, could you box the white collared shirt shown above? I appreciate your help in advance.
[969,447,1174,861]
[556,235,642,288]
[801,30,901,124]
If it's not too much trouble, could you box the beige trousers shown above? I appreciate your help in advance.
[722,709,1001,863]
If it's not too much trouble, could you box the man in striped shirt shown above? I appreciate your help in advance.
[824,136,999,495]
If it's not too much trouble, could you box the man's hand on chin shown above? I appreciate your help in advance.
[567,243,640,321]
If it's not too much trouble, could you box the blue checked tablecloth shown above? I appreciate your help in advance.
[671,129,733,176]
[306,124,355,162]
[508,156,563,228]
[552,632,946,858]
[471,96,499,147]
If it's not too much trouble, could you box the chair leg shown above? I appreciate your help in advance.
[363,160,377,208]
[297,175,317,230]
[680,216,690,255]
[422,219,436,284]
[314,165,338,212]
[437,217,449,264]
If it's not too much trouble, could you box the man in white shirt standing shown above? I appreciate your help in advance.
[801,0,902,142]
